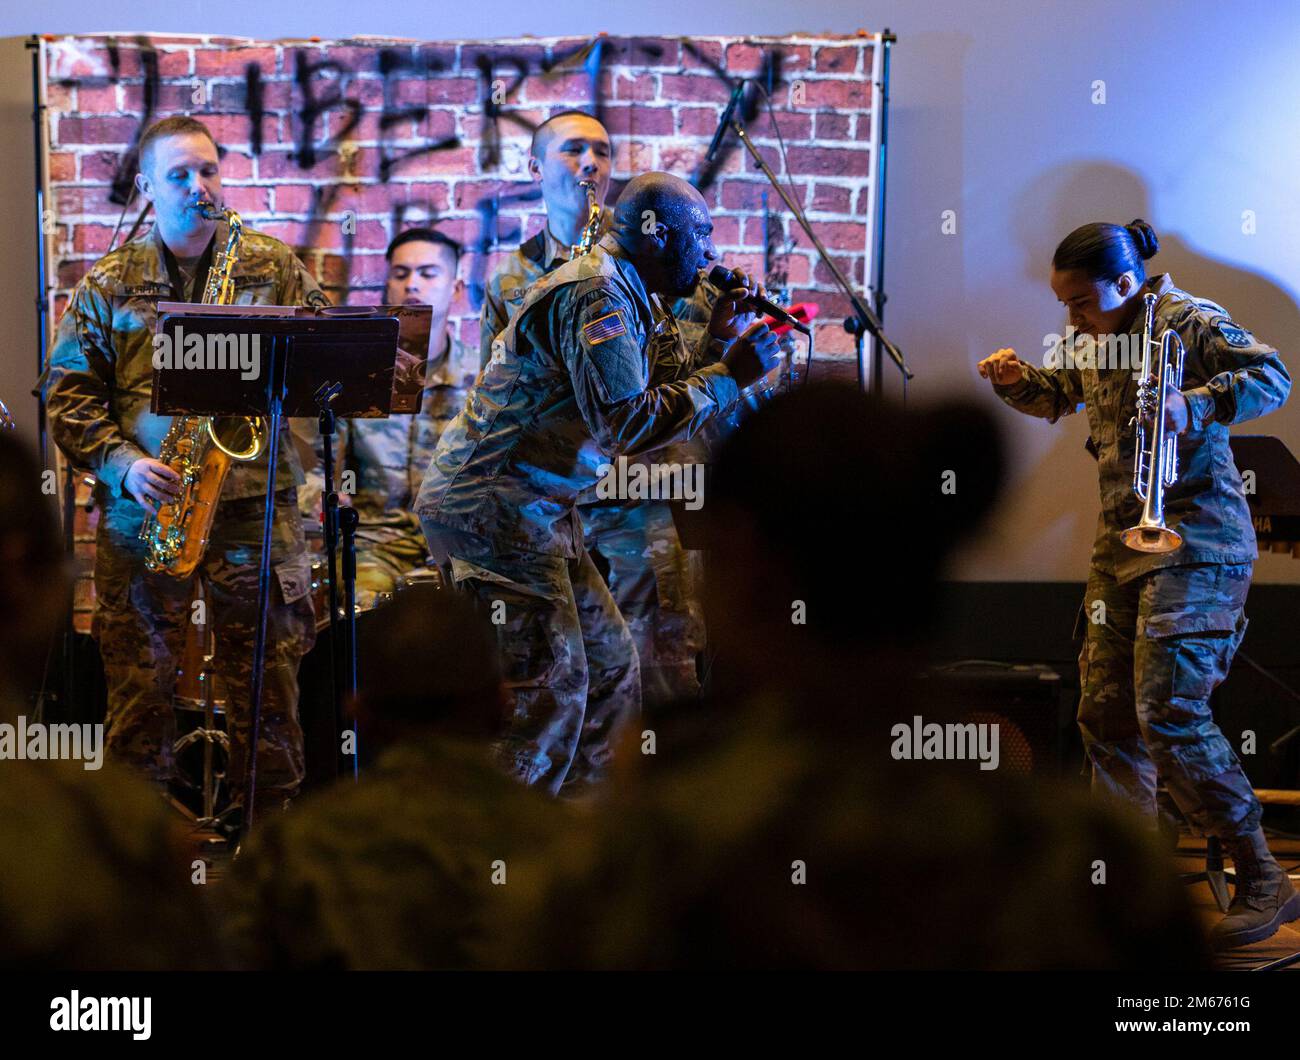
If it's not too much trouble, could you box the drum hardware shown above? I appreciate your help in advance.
[172,584,229,826]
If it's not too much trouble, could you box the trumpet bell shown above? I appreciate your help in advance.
[1119,523,1184,554]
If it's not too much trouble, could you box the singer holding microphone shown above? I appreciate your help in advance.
[978,219,1295,950]
[477,108,737,718]
[417,172,780,797]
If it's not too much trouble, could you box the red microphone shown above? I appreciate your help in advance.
[762,302,820,337]
[708,266,812,335]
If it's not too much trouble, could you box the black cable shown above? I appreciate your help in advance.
[753,81,800,211]
[754,80,823,391]
[33,615,59,725]
[118,202,153,250]
[106,192,134,253]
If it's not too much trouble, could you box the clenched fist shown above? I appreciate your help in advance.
[707,268,763,342]
[722,320,782,391]
[977,348,1025,387]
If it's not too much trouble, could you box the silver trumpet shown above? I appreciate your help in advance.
[1120,292,1187,553]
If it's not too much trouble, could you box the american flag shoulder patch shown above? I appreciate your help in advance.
[582,309,628,346]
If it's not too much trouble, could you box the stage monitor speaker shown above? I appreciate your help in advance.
[920,661,1073,775]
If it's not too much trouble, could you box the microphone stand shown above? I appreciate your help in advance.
[312,381,360,783]
[844,316,868,391]
[716,69,910,394]
[339,502,360,780]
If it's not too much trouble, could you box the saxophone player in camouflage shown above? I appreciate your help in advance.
[296,228,478,606]
[44,117,328,812]
[419,172,781,796]
[979,219,1296,950]
[478,110,719,713]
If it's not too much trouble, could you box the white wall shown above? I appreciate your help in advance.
[5,0,1298,582]
[0,36,40,460]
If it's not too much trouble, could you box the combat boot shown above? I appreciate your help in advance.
[1212,827,1300,950]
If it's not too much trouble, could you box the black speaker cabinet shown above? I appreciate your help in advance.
[920,661,1073,775]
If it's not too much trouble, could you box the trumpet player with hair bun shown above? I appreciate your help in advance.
[978,219,1295,950]
[44,115,328,818]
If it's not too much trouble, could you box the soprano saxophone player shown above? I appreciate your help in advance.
[978,219,1295,950]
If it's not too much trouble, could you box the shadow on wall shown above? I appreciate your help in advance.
[954,160,1300,583]
[1012,161,1300,369]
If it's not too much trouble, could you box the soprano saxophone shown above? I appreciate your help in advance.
[139,206,267,577]
[571,180,602,257]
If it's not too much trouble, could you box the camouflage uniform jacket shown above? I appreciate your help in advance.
[221,733,567,970]
[417,233,742,557]
[45,222,328,517]
[478,216,719,500]
[0,683,222,969]
[480,210,718,374]
[479,208,615,370]
[995,273,1290,583]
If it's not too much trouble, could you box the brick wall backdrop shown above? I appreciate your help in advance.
[40,31,876,629]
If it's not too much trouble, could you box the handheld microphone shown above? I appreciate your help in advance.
[707,265,811,334]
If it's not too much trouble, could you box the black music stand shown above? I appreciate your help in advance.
[152,307,400,836]
[1230,435,1300,544]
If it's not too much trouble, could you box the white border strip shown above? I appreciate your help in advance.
[38,37,55,390]
[863,33,884,305]
[862,32,885,389]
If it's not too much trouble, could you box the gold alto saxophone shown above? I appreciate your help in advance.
[1120,292,1187,553]
[139,206,267,577]
[571,180,601,257]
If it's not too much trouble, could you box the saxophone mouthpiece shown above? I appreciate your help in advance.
[196,201,224,221]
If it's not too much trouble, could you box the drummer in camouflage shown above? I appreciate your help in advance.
[419,171,781,796]
[296,228,478,606]
[43,116,327,813]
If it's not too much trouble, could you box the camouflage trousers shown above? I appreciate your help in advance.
[1077,561,1260,837]
[580,499,704,712]
[423,523,641,797]
[93,489,316,802]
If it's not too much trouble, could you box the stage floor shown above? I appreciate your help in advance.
[1176,835,1300,970]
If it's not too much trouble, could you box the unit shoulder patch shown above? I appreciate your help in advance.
[1215,320,1253,348]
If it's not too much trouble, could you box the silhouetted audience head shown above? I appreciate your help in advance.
[703,383,1004,706]
[352,584,505,750]
[0,435,223,971]
[0,432,71,701]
